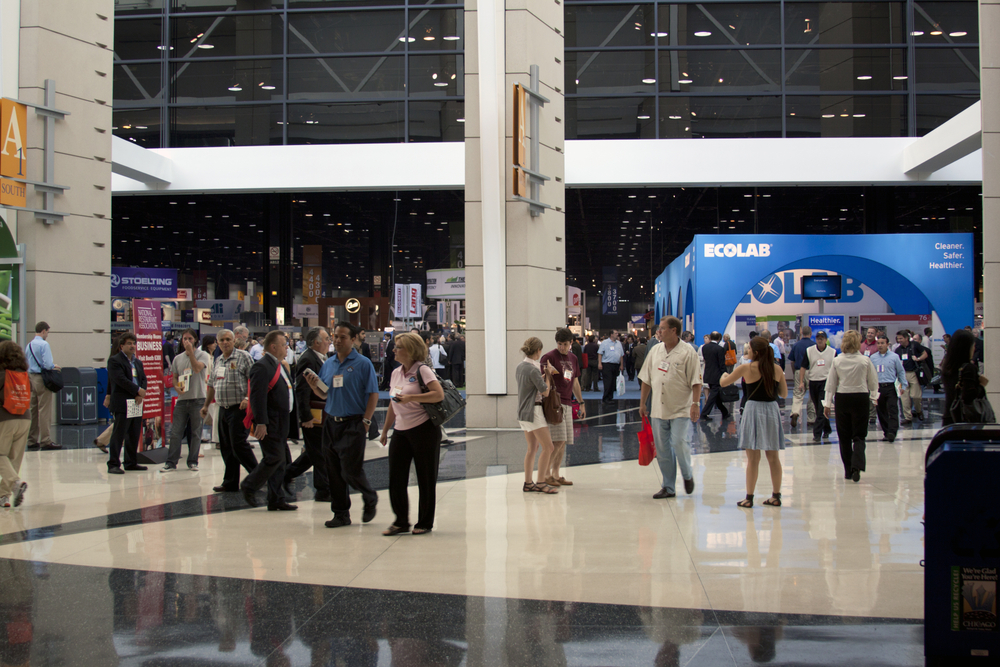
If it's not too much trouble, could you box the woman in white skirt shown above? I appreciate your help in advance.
[515,337,559,494]
[721,336,787,508]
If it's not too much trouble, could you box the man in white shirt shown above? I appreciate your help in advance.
[429,337,448,370]
[249,337,265,361]
[639,316,702,499]
[801,331,836,442]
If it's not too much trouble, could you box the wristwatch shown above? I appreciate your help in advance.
[362,418,372,426]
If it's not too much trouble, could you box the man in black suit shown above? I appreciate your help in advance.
[699,331,730,420]
[283,327,331,501]
[448,334,466,387]
[240,331,297,511]
[107,332,148,474]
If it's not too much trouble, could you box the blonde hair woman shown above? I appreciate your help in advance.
[380,332,445,535]
[514,337,559,494]
[823,329,878,483]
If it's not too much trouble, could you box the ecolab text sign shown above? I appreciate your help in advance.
[111,267,178,299]
[704,243,771,258]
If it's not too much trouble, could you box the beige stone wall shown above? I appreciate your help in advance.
[984,0,1000,402]
[15,0,113,368]
[465,0,566,427]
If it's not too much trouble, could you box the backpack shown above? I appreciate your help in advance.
[3,370,30,415]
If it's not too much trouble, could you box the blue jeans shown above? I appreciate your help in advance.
[652,416,693,493]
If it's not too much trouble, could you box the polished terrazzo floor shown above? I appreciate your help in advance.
[0,394,935,666]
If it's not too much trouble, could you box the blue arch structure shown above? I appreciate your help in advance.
[653,233,973,340]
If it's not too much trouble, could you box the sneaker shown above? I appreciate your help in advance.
[160,464,177,473]
[12,481,27,507]
[188,464,199,471]
[0,496,9,508]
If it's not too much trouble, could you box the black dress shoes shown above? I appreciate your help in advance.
[240,487,260,508]
[40,443,62,451]
[267,502,298,511]
[652,488,676,499]
[851,469,861,483]
[123,465,147,471]
[314,494,332,502]
[213,486,238,493]
[684,478,695,494]
[362,505,377,523]
[108,467,124,475]
[325,516,352,528]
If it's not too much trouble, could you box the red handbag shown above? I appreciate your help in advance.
[638,415,656,466]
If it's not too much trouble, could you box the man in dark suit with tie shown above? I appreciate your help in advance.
[241,331,297,511]
[699,331,731,420]
[283,326,331,501]
[448,334,466,387]
[107,332,148,474]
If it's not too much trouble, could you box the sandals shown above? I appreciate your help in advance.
[412,528,432,535]
[523,482,539,493]
[737,495,753,508]
[535,483,559,494]
[762,493,782,507]
[382,525,410,536]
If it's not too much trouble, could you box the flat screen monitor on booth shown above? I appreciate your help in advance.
[801,275,842,300]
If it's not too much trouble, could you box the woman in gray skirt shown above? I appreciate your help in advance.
[721,336,787,508]
[515,337,559,494]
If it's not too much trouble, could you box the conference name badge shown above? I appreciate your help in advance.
[658,360,670,373]
[333,375,344,388]
[817,359,826,367]
[563,369,573,381]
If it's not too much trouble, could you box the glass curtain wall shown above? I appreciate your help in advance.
[113,0,465,147]
[564,0,980,139]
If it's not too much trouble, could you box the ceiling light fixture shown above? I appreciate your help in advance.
[642,78,656,84]
[678,78,693,84]
[857,75,872,80]
[694,31,712,37]
[950,31,967,37]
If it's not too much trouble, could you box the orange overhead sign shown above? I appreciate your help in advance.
[0,99,27,208]
[512,83,527,197]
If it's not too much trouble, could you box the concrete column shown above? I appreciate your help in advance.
[984,0,1000,403]
[464,0,566,428]
[15,1,113,367]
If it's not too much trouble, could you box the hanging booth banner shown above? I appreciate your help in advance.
[426,269,465,298]
[602,267,618,316]
[567,286,583,316]
[111,267,178,300]
[303,245,323,304]
[133,299,166,451]
[394,284,422,318]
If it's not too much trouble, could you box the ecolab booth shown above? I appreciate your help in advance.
[652,234,975,344]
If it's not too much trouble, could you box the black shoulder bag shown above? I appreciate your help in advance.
[28,343,64,393]
[416,363,466,426]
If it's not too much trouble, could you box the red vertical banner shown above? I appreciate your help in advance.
[133,299,165,451]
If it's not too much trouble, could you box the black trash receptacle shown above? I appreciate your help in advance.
[57,367,99,425]
[925,424,1000,666]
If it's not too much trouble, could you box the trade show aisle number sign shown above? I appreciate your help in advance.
[0,99,27,208]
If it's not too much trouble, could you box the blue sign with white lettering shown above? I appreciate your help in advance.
[111,267,178,299]
[653,233,973,341]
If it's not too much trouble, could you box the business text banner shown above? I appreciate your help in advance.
[133,299,165,451]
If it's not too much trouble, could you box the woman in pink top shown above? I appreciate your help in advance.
[379,332,445,536]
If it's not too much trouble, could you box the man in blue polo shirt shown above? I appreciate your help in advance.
[307,322,379,528]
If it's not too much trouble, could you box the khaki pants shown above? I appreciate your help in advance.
[0,419,29,496]
[790,379,817,422]
[28,373,53,447]
[900,371,922,420]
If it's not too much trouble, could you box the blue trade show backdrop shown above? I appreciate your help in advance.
[653,234,973,340]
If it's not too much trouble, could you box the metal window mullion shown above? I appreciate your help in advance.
[404,3,410,142]
[907,0,916,135]
[780,0,786,137]
[161,2,170,147]
[283,3,289,145]
[653,1,659,138]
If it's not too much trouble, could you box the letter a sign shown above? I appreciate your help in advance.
[0,99,27,208]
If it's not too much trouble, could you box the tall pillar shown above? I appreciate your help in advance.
[464,0,566,427]
[15,1,113,366]
[983,0,1000,403]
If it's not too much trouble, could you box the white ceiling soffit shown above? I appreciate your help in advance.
[902,101,982,176]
